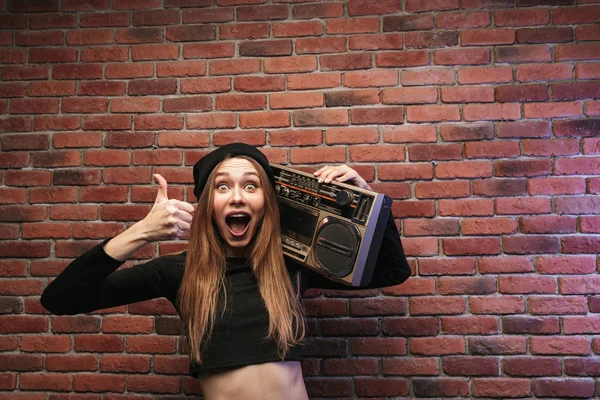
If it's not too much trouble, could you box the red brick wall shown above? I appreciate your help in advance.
[1,0,600,398]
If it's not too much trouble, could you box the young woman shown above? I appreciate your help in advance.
[41,143,411,400]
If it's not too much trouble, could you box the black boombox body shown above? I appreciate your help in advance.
[271,163,392,287]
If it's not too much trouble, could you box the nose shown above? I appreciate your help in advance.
[229,185,246,204]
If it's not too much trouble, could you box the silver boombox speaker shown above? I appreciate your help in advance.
[271,163,392,287]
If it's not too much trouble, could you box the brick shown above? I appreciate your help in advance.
[565,358,600,376]
[270,92,323,109]
[503,316,560,334]
[405,31,459,48]
[210,59,261,75]
[384,125,436,143]
[495,8,549,26]
[497,120,551,139]
[418,258,475,275]
[376,51,429,68]
[461,28,514,45]
[556,43,600,61]
[379,163,433,181]
[164,96,212,113]
[499,275,556,294]
[435,48,490,65]
[532,337,591,356]
[442,86,494,103]
[325,127,378,145]
[469,336,526,355]
[348,0,401,15]
[239,111,290,128]
[1,66,49,81]
[355,377,408,397]
[11,98,59,114]
[576,24,600,41]
[381,357,438,375]
[517,27,573,44]
[461,217,517,235]
[458,66,512,84]
[407,105,460,122]
[562,237,600,254]
[29,81,77,97]
[559,275,600,294]
[182,7,232,23]
[435,160,492,179]
[530,296,588,315]
[273,21,323,38]
[30,13,76,29]
[411,336,466,355]
[326,89,379,106]
[464,103,521,120]
[496,84,549,102]
[505,356,561,376]
[66,29,113,45]
[536,378,596,398]
[53,64,103,80]
[554,119,600,137]
[115,27,162,44]
[516,63,572,82]
[410,144,462,162]
[183,42,234,59]
[264,56,317,73]
[403,218,459,236]
[465,141,520,158]
[554,5,600,24]
[15,31,63,46]
[383,87,437,104]
[496,197,551,214]
[62,98,109,114]
[443,356,499,376]
[344,70,398,88]
[290,147,346,164]
[519,215,577,234]
[80,11,130,27]
[401,68,455,86]
[351,107,404,124]
[0,49,26,64]
[495,159,551,177]
[401,237,439,256]
[292,3,344,19]
[523,139,579,157]
[296,37,345,54]
[503,235,559,254]
[415,180,470,199]
[443,237,499,255]
[392,200,435,218]
[239,40,292,57]
[472,378,532,398]
[470,295,524,314]
[438,276,496,295]
[326,18,379,35]
[436,11,490,29]
[580,216,600,233]
[322,53,372,71]
[556,158,600,175]
[324,358,378,375]
[383,14,433,31]
[349,33,404,51]
[413,378,468,397]
[553,82,600,101]
[524,101,582,118]
[527,177,585,195]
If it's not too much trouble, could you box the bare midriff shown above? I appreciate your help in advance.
[197,361,309,400]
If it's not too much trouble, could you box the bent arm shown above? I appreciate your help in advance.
[303,212,411,291]
[41,233,181,315]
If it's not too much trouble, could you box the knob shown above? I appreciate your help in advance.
[281,187,290,196]
[335,190,353,207]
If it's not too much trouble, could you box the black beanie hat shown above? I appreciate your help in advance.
[192,143,275,200]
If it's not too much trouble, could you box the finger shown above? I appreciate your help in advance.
[176,220,191,232]
[176,210,194,224]
[314,166,328,176]
[153,174,169,203]
[323,166,349,183]
[173,200,195,214]
[334,171,356,183]
[317,166,336,182]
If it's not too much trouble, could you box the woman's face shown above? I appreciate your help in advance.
[211,157,265,257]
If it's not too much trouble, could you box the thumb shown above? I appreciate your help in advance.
[153,174,169,203]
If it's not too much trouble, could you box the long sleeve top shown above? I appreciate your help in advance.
[40,212,410,376]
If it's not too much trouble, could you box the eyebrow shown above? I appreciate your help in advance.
[215,172,259,178]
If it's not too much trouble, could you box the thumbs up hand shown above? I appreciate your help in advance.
[142,174,196,242]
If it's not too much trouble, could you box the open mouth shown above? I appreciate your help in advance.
[225,212,251,238]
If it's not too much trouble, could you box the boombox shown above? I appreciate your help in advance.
[271,163,392,287]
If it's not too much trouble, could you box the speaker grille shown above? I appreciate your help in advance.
[314,221,359,277]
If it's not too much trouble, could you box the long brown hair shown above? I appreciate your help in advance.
[177,156,305,365]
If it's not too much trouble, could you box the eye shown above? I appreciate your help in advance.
[216,183,229,191]
[245,182,258,190]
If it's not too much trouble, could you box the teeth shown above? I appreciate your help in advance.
[229,213,248,218]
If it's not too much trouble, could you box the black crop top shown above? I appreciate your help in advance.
[40,213,410,376]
